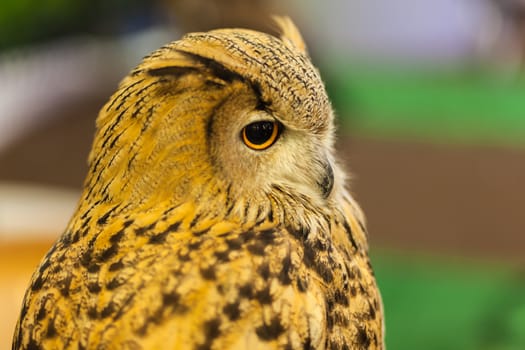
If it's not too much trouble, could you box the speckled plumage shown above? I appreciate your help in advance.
[13,18,384,349]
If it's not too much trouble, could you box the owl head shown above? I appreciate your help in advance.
[85,17,344,219]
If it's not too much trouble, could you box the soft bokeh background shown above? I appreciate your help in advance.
[1,1,524,349]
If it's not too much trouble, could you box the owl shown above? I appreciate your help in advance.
[13,17,384,350]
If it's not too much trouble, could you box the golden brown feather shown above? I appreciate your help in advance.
[13,17,384,349]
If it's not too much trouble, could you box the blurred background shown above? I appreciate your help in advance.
[0,0,524,348]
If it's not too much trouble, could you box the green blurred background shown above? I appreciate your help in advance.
[0,0,524,349]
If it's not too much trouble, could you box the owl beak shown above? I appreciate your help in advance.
[318,157,334,199]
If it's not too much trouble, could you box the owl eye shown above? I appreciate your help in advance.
[241,121,281,150]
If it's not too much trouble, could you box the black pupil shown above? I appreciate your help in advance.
[245,121,274,145]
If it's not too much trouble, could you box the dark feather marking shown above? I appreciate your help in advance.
[357,218,367,235]
[188,240,202,250]
[127,152,137,171]
[98,245,118,262]
[267,207,274,222]
[243,202,250,219]
[19,301,29,324]
[239,284,253,299]
[223,302,241,321]
[315,262,334,284]
[88,152,105,181]
[139,104,159,133]
[200,266,216,280]
[278,254,292,285]
[224,184,232,201]
[368,301,377,320]
[162,291,180,307]
[318,160,334,198]
[105,78,145,112]
[115,80,161,112]
[255,287,273,305]
[325,300,334,331]
[342,220,358,251]
[356,327,371,347]
[243,229,256,241]
[100,302,116,318]
[162,203,182,218]
[303,336,314,350]
[58,274,73,297]
[62,229,80,245]
[38,257,51,275]
[46,317,57,338]
[130,94,150,119]
[332,309,350,328]
[177,251,191,262]
[31,275,44,291]
[97,204,120,226]
[109,260,124,271]
[196,318,222,350]
[135,222,156,236]
[286,222,309,241]
[163,291,189,314]
[147,66,200,78]
[36,298,48,321]
[296,276,308,292]
[80,206,94,220]
[250,80,271,110]
[176,50,239,83]
[302,240,317,268]
[205,79,226,88]
[192,227,211,236]
[224,200,235,217]
[149,221,181,244]
[177,49,269,110]
[100,107,130,146]
[87,282,101,293]
[189,213,202,228]
[214,249,230,262]
[109,229,125,244]
[26,339,42,350]
[258,228,276,243]
[255,316,286,341]
[333,289,349,306]
[148,231,169,244]
[98,181,114,204]
[87,262,101,273]
[100,127,126,150]
[225,236,243,250]
[106,278,123,290]
[112,289,142,321]
[255,213,266,226]
[87,306,98,319]
[257,263,271,279]
[247,240,266,256]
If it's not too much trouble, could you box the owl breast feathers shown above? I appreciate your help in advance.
[13,17,384,350]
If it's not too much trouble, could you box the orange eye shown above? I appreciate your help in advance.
[241,121,281,150]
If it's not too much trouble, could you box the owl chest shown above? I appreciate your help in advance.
[23,224,379,349]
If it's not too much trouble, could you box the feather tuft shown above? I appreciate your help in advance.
[272,16,307,55]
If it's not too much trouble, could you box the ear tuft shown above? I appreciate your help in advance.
[272,16,307,55]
